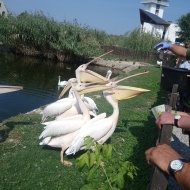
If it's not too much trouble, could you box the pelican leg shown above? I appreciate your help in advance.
[60,146,73,166]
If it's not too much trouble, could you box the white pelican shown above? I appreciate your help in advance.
[42,78,99,122]
[75,50,113,83]
[40,83,111,139]
[65,72,150,156]
[58,76,68,87]
[39,83,111,165]
[0,85,23,94]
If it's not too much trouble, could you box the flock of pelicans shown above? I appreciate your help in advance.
[0,50,150,166]
[38,51,150,166]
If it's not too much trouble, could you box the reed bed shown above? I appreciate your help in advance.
[0,12,111,61]
[0,12,162,62]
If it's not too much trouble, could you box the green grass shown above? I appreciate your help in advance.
[0,66,166,190]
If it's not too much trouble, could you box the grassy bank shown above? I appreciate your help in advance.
[0,66,166,190]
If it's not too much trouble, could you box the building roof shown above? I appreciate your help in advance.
[139,9,170,26]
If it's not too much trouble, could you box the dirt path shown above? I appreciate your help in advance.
[94,59,152,73]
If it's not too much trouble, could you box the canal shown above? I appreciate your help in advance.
[0,51,123,122]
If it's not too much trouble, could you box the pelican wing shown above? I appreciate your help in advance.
[66,117,112,155]
[42,100,73,122]
[42,114,83,126]
[40,130,78,148]
[39,119,86,139]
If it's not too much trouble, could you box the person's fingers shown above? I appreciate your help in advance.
[155,118,161,129]
[145,147,155,164]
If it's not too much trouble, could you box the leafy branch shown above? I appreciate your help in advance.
[76,136,138,190]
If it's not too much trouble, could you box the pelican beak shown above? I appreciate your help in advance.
[0,85,23,94]
[58,80,78,99]
[111,86,150,100]
[85,50,114,67]
[77,84,112,95]
[58,83,72,99]
[79,70,110,83]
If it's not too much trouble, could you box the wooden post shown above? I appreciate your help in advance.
[147,84,179,190]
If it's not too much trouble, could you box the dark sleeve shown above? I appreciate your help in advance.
[186,48,190,60]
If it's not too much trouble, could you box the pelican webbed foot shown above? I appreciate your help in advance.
[60,147,73,166]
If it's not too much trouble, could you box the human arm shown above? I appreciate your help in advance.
[156,112,190,131]
[154,42,189,59]
[145,144,190,190]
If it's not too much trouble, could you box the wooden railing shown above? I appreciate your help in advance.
[147,84,179,190]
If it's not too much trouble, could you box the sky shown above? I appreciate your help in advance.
[3,0,190,35]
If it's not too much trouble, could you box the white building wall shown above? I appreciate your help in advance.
[143,3,164,18]
[141,0,179,43]
[0,0,8,17]
[142,23,163,38]
[142,22,179,43]
[165,23,180,43]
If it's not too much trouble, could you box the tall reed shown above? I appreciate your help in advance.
[0,12,163,61]
[0,11,112,60]
[122,28,162,53]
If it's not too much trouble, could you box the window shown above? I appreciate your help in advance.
[155,9,159,15]
[156,4,160,10]
[2,11,5,16]
[0,3,1,7]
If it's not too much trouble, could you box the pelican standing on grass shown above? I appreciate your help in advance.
[66,72,150,156]
[39,83,111,165]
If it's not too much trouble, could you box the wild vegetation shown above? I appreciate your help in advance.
[0,11,161,62]
[177,12,190,42]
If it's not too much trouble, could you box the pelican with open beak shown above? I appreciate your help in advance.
[66,71,150,156]
[75,50,113,84]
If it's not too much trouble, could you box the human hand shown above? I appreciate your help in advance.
[145,144,183,174]
[154,42,172,50]
[156,112,175,129]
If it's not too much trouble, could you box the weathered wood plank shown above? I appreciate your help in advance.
[147,84,178,190]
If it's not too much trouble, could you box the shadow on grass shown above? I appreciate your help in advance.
[114,88,170,189]
[0,121,31,142]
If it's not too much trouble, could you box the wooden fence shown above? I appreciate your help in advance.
[148,83,190,189]
[102,45,178,66]
[147,84,178,190]
[102,45,159,63]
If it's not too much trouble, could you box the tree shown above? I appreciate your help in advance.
[177,12,190,42]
